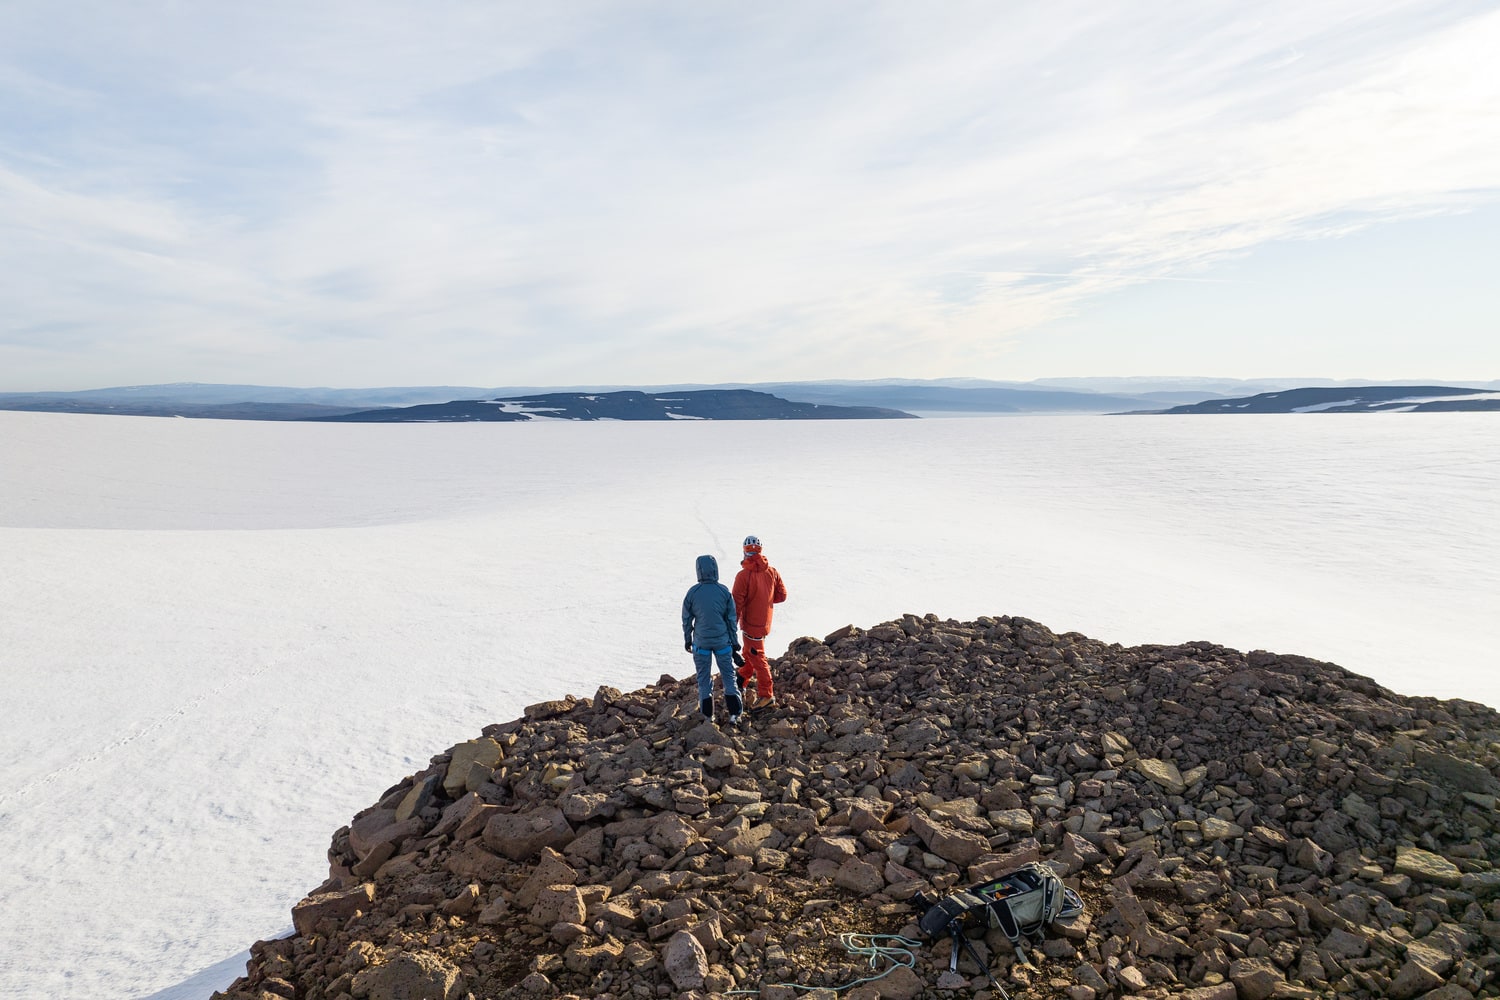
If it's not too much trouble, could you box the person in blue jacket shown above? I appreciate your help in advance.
[682,554,744,725]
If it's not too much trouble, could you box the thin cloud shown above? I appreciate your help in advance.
[0,1,1497,387]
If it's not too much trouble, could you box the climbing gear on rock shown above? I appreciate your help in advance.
[914,861,1083,992]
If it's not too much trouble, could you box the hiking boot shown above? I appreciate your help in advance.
[749,694,776,712]
[725,713,742,727]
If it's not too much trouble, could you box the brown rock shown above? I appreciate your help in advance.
[428,791,484,838]
[871,964,922,999]
[443,738,504,797]
[834,858,886,896]
[452,802,498,842]
[910,812,988,867]
[1135,758,1185,795]
[1393,845,1463,887]
[440,883,480,917]
[1227,957,1284,1000]
[395,774,441,822]
[1179,985,1236,1000]
[347,809,398,857]
[662,928,708,991]
[1386,959,1444,1000]
[530,885,585,928]
[290,883,374,936]
[483,806,575,861]
[517,847,578,908]
[350,951,462,1000]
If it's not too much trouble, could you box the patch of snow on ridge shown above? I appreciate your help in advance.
[495,401,569,419]
[665,412,706,420]
[1380,391,1500,406]
[1292,399,1361,412]
[1293,390,1500,412]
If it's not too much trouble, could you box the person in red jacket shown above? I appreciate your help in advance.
[732,534,787,710]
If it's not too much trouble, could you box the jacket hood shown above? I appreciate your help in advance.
[696,554,719,583]
[741,553,769,571]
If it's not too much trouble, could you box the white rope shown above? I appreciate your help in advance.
[726,932,924,995]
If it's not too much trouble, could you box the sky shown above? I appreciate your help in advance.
[2,0,1498,392]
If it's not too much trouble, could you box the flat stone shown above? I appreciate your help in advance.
[350,951,461,1000]
[910,812,988,866]
[871,964,923,999]
[396,774,441,822]
[1180,985,1236,1000]
[1320,926,1368,958]
[1386,959,1444,1000]
[444,738,505,798]
[1135,759,1185,796]
[1200,816,1242,841]
[989,809,1034,834]
[1414,748,1500,794]
[833,858,885,896]
[1227,957,1284,1000]
[1393,845,1462,887]
[290,882,375,936]
[429,792,484,838]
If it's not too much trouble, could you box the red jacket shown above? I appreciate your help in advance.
[733,555,787,635]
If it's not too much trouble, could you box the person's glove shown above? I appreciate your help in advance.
[732,650,745,667]
[685,641,694,653]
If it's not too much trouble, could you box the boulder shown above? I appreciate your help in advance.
[350,951,462,1000]
[443,738,505,798]
[290,883,374,936]
[909,812,988,867]
[483,806,575,861]
[662,929,708,991]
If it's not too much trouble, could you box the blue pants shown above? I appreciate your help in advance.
[693,646,740,703]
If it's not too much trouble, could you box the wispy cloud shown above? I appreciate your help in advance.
[1,0,1497,387]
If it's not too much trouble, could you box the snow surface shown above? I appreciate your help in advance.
[1291,398,1360,412]
[2,410,1498,999]
[493,401,567,417]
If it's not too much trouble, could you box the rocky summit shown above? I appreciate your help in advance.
[212,615,1500,1000]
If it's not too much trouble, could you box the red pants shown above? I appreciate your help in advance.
[738,633,773,699]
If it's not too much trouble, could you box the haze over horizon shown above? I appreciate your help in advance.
[3,1,1499,391]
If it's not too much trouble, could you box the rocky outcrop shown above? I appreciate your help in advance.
[213,614,1500,999]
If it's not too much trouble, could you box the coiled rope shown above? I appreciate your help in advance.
[726,932,924,995]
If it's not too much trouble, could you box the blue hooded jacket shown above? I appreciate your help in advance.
[682,555,739,651]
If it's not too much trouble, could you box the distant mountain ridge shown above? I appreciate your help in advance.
[317,390,915,422]
[2,377,1497,420]
[1140,385,1500,414]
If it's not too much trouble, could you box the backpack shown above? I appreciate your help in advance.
[915,862,1084,976]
